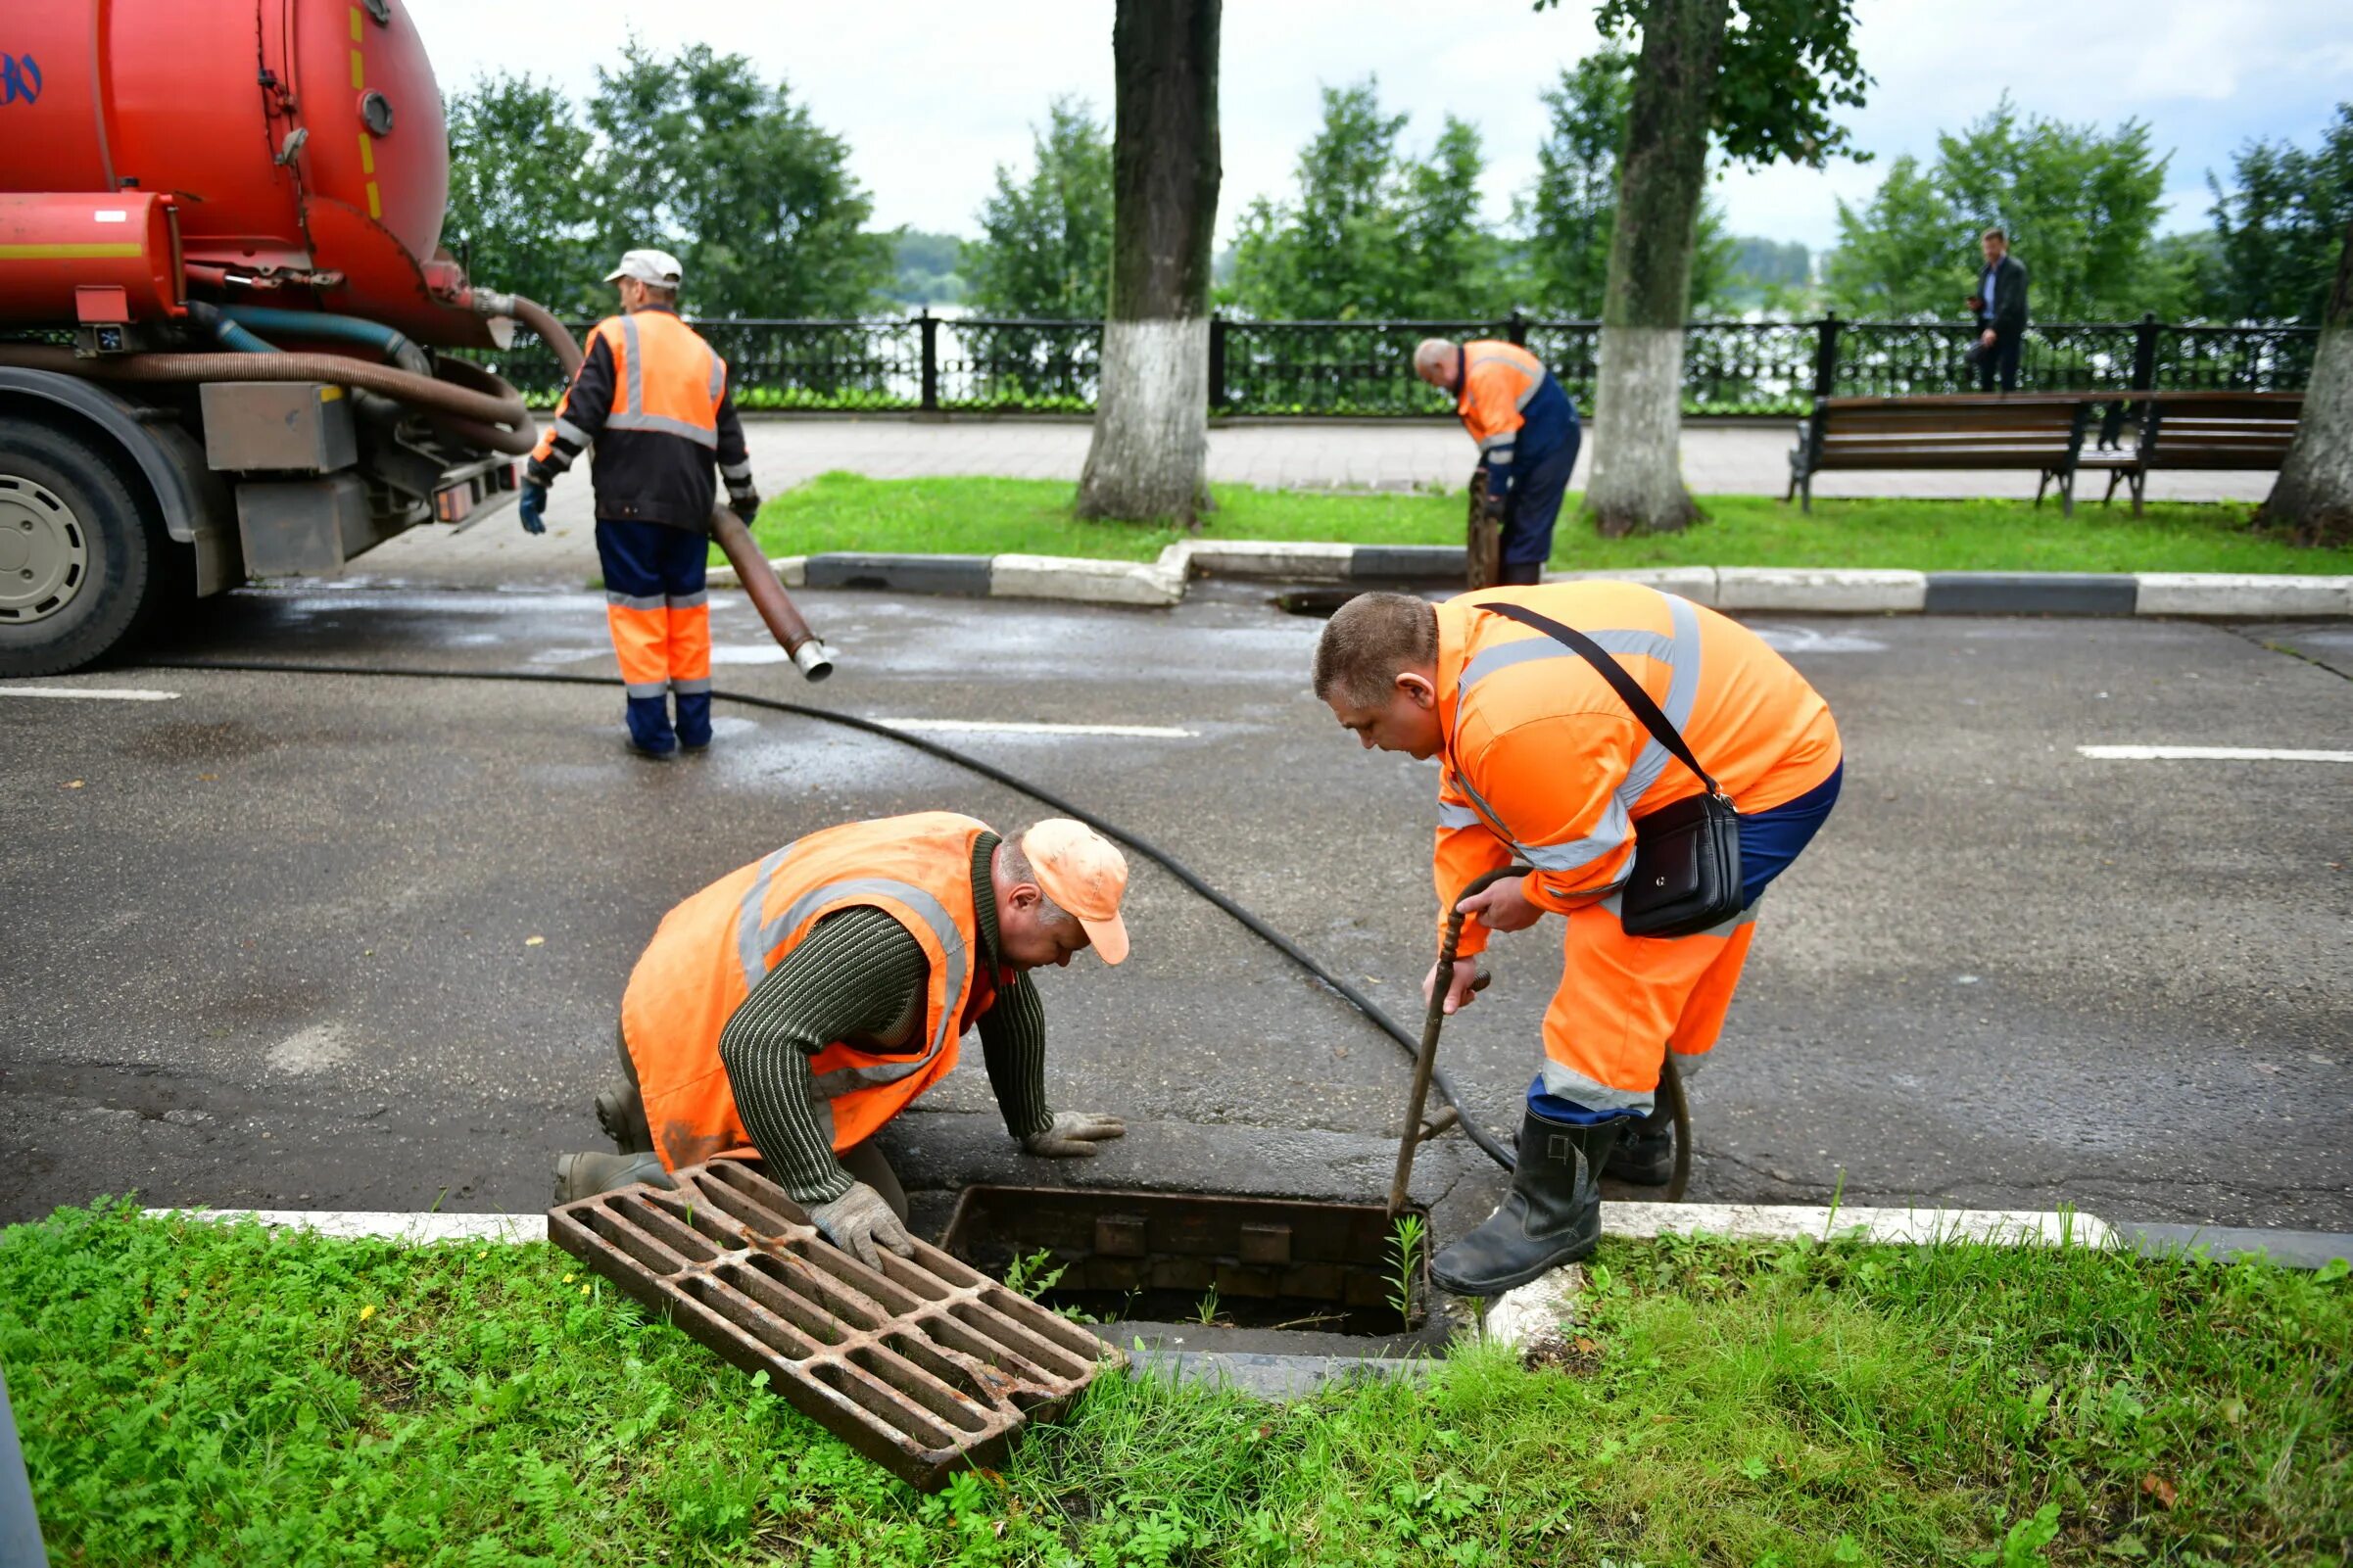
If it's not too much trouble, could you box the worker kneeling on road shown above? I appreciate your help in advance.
[1315,586,1842,1296]
[553,814,1132,1267]
[1414,338,1581,587]
[519,248,762,758]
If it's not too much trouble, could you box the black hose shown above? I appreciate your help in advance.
[139,656,1520,1172]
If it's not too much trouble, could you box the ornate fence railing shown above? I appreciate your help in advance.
[466,311,2318,417]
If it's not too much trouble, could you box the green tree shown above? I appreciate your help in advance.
[1228,79,1507,320]
[1545,0,1871,536]
[582,42,890,317]
[887,230,969,307]
[440,73,600,314]
[1519,47,1733,317]
[963,98,1116,318]
[1826,98,2175,321]
[2204,104,2353,323]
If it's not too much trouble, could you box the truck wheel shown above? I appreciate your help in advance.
[0,421,170,677]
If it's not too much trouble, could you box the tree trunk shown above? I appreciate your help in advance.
[1582,0,1727,538]
[2255,219,2353,548]
[1077,0,1222,527]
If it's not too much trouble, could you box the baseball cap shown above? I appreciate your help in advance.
[604,248,684,286]
[1019,819,1131,965]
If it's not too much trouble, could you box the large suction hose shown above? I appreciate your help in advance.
[492,293,834,677]
[0,344,537,454]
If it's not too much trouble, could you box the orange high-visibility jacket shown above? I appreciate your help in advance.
[620,812,1002,1171]
[1434,583,1842,956]
[1455,340,1548,465]
[527,306,752,531]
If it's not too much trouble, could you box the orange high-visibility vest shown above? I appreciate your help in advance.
[1432,583,1841,954]
[1455,340,1547,459]
[531,308,730,465]
[619,812,1002,1171]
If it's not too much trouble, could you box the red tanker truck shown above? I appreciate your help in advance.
[0,0,553,676]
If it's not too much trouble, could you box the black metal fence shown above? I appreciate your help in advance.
[471,310,2317,417]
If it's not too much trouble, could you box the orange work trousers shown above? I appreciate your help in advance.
[1537,897,1759,1117]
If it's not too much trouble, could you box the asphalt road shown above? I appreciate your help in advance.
[3,587,2348,1234]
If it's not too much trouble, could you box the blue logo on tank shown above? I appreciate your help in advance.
[0,55,41,106]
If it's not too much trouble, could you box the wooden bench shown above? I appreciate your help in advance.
[2079,391,2302,514]
[1786,395,2092,514]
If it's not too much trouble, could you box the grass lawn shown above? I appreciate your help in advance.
[740,473,2353,578]
[5,1203,2346,1566]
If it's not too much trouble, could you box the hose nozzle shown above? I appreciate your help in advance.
[790,640,836,682]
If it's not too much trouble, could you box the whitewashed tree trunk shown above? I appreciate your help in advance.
[2258,220,2353,548]
[1077,0,1221,527]
[1582,0,1726,538]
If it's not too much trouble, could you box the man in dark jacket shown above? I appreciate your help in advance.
[521,249,761,757]
[1975,228,2029,393]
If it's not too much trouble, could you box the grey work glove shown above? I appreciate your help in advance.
[1022,1111,1127,1158]
[806,1180,915,1269]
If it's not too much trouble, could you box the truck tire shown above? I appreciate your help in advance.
[0,420,172,677]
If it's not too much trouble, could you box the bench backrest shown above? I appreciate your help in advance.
[2140,395,2302,469]
[1807,397,2086,465]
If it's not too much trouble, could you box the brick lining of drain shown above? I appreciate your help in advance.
[548,1159,1120,1492]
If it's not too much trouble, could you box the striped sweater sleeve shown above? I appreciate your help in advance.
[979,970,1053,1141]
[717,906,927,1206]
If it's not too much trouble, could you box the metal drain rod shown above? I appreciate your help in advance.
[142,655,1522,1172]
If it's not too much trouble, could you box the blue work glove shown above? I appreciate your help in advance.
[517,481,548,535]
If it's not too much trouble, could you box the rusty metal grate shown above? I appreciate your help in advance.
[548,1160,1120,1492]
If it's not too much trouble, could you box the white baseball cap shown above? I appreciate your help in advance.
[604,248,684,286]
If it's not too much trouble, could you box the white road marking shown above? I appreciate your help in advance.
[2078,744,2353,764]
[0,685,180,701]
[874,717,1198,739]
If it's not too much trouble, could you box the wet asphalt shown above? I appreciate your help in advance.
[2,586,2348,1234]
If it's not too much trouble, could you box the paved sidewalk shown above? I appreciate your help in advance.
[360,415,2278,591]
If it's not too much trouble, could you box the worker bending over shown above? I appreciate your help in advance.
[554,813,1132,1265]
[520,248,762,758]
[1315,586,1842,1295]
[1413,338,1582,586]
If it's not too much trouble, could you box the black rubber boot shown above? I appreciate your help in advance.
[596,1082,653,1155]
[552,1151,675,1206]
[1604,1102,1675,1186]
[1431,1108,1619,1297]
[1496,558,1543,586]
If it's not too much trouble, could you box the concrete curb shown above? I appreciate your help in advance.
[146,1201,2117,1253]
[707,545,2352,618]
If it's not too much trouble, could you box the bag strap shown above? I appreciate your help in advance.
[1483,600,1724,798]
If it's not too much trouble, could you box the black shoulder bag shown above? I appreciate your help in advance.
[1485,602,1744,938]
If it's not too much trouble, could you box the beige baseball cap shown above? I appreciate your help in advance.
[1020,819,1131,965]
[604,248,684,286]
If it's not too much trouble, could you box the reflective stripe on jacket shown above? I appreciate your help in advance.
[527,306,752,532]
[620,812,1002,1171]
[1433,582,1842,956]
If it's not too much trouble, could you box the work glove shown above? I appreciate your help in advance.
[517,481,549,535]
[1022,1110,1127,1158]
[806,1181,916,1270]
[726,478,762,524]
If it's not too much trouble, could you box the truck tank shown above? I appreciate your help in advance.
[0,0,493,348]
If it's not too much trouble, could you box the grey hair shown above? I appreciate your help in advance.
[1413,338,1457,381]
[1000,825,1073,926]
[1312,592,1440,708]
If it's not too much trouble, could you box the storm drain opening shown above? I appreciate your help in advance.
[940,1185,1435,1340]
[549,1160,1123,1493]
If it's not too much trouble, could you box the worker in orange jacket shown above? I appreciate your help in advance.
[553,813,1133,1268]
[1315,585,1843,1295]
[522,248,760,757]
[1414,338,1580,585]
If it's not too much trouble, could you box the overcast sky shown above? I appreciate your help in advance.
[410,0,2352,254]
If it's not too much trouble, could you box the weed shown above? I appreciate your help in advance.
[1387,1212,1428,1325]
[1193,1284,1222,1327]
[1003,1246,1068,1300]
